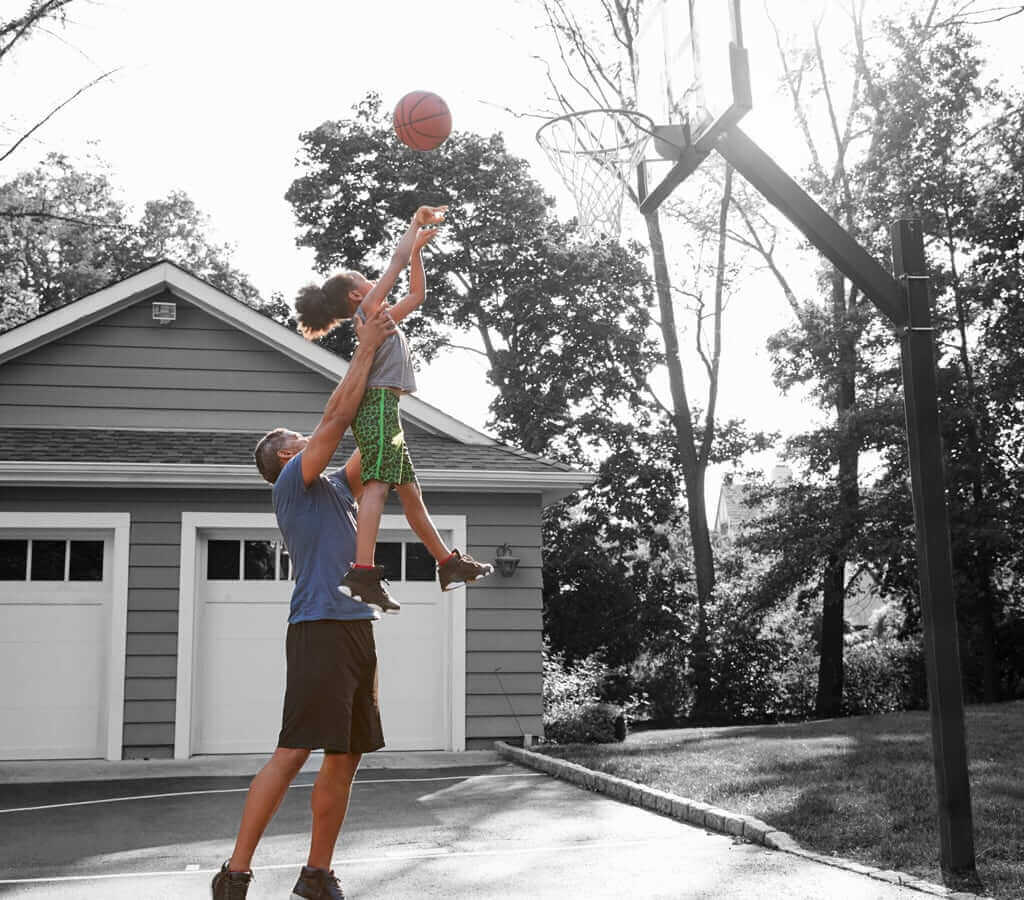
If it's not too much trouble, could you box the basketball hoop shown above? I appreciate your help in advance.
[536,109,655,240]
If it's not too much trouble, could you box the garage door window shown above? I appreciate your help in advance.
[0,539,104,581]
[375,541,436,582]
[207,539,291,581]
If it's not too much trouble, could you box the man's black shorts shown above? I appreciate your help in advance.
[277,619,385,754]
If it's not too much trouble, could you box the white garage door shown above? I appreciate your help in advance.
[192,527,452,754]
[0,532,112,760]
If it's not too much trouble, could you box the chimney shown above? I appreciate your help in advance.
[771,463,793,485]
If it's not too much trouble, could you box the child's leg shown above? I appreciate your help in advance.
[355,480,390,567]
[394,481,452,563]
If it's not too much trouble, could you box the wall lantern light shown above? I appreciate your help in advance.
[494,543,520,578]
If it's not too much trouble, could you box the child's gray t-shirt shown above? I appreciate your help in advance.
[355,306,417,393]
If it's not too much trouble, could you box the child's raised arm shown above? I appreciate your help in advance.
[359,205,446,317]
[388,226,438,324]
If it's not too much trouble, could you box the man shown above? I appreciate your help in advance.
[211,306,395,900]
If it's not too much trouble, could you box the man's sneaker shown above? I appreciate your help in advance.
[439,549,495,592]
[211,861,252,899]
[291,865,345,900]
[339,565,400,614]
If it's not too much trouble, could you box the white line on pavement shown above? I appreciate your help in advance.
[0,837,681,885]
[0,771,544,815]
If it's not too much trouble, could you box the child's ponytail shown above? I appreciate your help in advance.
[295,274,355,339]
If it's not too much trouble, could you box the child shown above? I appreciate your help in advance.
[294,204,493,612]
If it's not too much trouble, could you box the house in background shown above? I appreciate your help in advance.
[0,262,592,761]
[712,463,885,630]
[713,464,793,538]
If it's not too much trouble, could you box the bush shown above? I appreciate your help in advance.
[544,701,626,744]
[771,644,819,720]
[543,644,607,710]
[842,637,926,715]
[542,642,628,743]
[627,647,691,723]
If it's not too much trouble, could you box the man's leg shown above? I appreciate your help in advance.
[228,746,311,872]
[307,751,362,869]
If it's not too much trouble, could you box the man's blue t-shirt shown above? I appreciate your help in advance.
[272,453,378,624]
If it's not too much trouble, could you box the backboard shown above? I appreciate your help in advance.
[636,0,751,213]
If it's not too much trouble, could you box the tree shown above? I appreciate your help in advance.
[0,154,267,330]
[741,2,1024,709]
[535,0,773,719]
[285,94,659,463]
[285,94,740,685]
[0,2,118,169]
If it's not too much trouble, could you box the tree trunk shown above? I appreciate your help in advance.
[817,556,845,715]
[816,270,859,717]
[644,210,716,719]
[975,549,999,702]
[946,225,999,702]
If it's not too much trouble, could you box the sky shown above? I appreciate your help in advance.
[3,0,1022,503]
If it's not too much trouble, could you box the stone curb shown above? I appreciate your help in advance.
[494,742,994,900]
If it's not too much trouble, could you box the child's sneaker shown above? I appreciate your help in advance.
[339,565,400,614]
[290,864,345,899]
[211,861,252,899]
[439,549,494,591]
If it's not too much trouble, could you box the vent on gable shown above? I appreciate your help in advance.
[152,301,177,325]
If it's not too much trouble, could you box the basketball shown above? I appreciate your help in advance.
[393,91,452,151]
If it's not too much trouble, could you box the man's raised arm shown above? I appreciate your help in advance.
[300,308,395,487]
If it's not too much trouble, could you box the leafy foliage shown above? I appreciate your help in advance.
[0,154,267,330]
[542,642,628,744]
[286,94,658,461]
[842,637,926,716]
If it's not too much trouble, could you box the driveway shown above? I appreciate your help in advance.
[0,757,926,898]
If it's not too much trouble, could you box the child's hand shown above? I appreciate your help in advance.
[413,205,447,227]
[413,227,439,252]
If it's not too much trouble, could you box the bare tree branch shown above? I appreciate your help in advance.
[0,67,120,165]
[811,21,856,227]
[932,2,1024,27]
[699,164,733,470]
[0,0,77,63]
[731,197,811,328]
[766,4,830,189]
[0,209,126,229]
[441,342,490,360]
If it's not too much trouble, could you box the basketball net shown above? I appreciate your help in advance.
[536,109,655,240]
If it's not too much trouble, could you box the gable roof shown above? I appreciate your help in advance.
[0,260,492,446]
[714,481,764,532]
[0,262,594,504]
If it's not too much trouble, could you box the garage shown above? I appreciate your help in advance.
[1,264,590,758]
[0,514,128,761]
[179,513,464,756]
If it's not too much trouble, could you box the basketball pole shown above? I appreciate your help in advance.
[713,127,979,887]
[893,218,978,884]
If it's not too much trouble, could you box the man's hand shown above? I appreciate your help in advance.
[413,205,447,228]
[353,306,396,349]
[413,227,440,253]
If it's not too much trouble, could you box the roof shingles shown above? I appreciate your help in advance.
[1,428,573,474]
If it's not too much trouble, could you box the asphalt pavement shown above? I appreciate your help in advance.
[0,757,928,899]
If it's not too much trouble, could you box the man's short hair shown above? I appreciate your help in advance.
[254,428,291,484]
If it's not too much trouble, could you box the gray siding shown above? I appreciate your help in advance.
[0,293,342,432]
[423,491,544,750]
[0,486,545,757]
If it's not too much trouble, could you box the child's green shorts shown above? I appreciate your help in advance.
[352,387,416,486]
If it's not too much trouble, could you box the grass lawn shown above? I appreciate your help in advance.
[537,701,1023,899]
